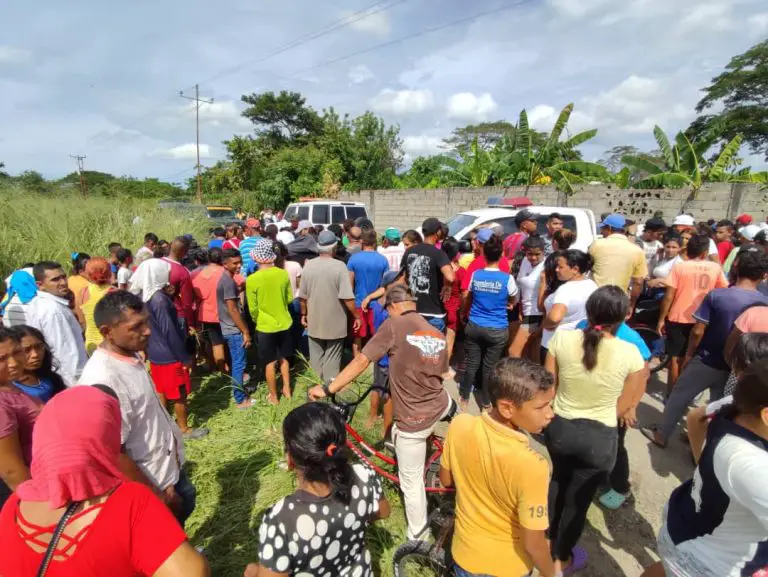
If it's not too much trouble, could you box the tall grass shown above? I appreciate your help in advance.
[0,189,209,280]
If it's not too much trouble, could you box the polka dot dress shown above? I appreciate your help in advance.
[258,463,383,576]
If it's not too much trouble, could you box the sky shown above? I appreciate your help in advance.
[1,0,766,183]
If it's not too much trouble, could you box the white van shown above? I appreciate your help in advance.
[282,201,369,227]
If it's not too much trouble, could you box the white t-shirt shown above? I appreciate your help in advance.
[117,267,132,286]
[283,260,302,297]
[541,279,598,348]
[377,245,405,272]
[653,255,682,279]
[708,238,719,257]
[517,258,545,317]
[76,348,184,490]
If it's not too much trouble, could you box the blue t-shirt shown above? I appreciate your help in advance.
[370,301,389,368]
[468,268,518,329]
[694,287,768,370]
[575,320,651,361]
[208,239,224,249]
[348,251,389,307]
[13,378,55,403]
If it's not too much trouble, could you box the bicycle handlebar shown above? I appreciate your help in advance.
[323,382,386,409]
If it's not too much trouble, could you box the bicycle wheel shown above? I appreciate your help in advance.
[634,326,670,374]
[393,540,452,577]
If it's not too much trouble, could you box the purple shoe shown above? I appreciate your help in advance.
[563,547,588,576]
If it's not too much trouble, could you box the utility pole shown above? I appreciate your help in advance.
[69,154,88,197]
[179,84,213,204]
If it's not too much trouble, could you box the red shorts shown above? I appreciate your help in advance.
[150,362,191,401]
[352,308,375,339]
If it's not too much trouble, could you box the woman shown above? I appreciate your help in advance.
[537,229,576,314]
[0,386,210,577]
[641,359,768,577]
[509,235,546,360]
[11,325,66,403]
[441,237,465,370]
[222,223,243,250]
[545,286,647,574]
[244,403,389,577]
[647,234,684,287]
[80,257,114,355]
[67,252,91,311]
[539,249,598,359]
[0,327,39,509]
[401,229,422,250]
[460,234,518,410]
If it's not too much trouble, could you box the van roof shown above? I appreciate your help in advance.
[460,206,588,218]
[287,201,365,206]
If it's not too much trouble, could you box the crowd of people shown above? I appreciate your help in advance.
[0,206,767,577]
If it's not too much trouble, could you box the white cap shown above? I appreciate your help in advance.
[739,225,761,241]
[672,214,695,227]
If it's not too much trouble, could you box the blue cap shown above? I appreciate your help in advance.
[598,213,626,229]
[380,270,399,288]
[475,228,494,243]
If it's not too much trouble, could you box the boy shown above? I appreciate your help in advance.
[348,229,389,356]
[440,358,558,577]
[246,239,293,404]
[115,248,133,290]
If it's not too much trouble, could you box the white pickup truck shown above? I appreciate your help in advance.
[445,197,598,253]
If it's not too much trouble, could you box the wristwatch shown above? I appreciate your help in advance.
[322,380,333,397]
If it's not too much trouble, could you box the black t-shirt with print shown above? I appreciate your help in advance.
[400,243,450,317]
[258,463,383,577]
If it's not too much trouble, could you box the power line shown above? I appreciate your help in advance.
[69,154,88,197]
[180,84,214,203]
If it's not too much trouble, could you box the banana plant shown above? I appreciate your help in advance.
[622,126,703,192]
[440,136,493,187]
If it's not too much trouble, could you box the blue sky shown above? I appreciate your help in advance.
[1,0,766,183]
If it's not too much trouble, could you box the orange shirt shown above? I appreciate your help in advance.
[665,259,728,324]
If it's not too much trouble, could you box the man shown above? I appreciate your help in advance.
[162,237,195,335]
[346,226,363,255]
[287,220,319,266]
[440,358,557,577]
[108,242,122,277]
[76,291,196,526]
[656,234,728,392]
[135,232,158,265]
[672,214,720,263]
[714,219,735,264]
[544,212,564,256]
[348,229,389,357]
[208,228,226,249]
[643,248,768,448]
[26,261,87,386]
[503,209,538,260]
[219,249,252,407]
[399,217,454,332]
[239,218,263,275]
[309,284,453,542]
[635,216,666,272]
[723,224,761,276]
[378,227,405,272]
[341,218,355,247]
[299,230,359,382]
[589,213,648,313]
[735,213,753,228]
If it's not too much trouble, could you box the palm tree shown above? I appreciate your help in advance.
[440,136,494,187]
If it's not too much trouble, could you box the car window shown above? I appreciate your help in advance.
[331,206,345,224]
[284,205,298,220]
[534,215,576,235]
[207,208,236,219]
[446,213,478,238]
[290,206,309,220]
[312,204,329,224]
[345,206,367,220]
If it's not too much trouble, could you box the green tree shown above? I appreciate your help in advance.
[689,40,768,160]
[18,170,49,194]
[441,121,548,155]
[0,162,8,179]
[395,155,444,189]
[441,137,494,186]
[241,90,324,149]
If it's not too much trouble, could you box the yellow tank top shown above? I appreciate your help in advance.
[82,283,112,355]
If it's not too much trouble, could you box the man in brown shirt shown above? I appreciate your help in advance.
[310,284,453,540]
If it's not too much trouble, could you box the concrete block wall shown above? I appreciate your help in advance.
[339,184,767,232]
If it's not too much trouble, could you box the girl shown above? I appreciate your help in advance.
[67,252,91,311]
[647,233,684,286]
[245,403,390,577]
[115,247,134,290]
[80,257,114,355]
[509,235,546,360]
[537,229,576,314]
[460,234,518,410]
[441,237,465,372]
[539,249,598,359]
[545,286,647,575]
[11,325,66,403]
[401,229,422,250]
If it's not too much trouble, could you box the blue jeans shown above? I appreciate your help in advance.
[224,332,247,404]
[424,315,446,333]
[173,468,197,528]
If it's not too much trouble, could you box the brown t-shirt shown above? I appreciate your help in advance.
[362,311,449,433]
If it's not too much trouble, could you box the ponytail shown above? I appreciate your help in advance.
[582,286,628,371]
[322,443,353,504]
[582,325,604,371]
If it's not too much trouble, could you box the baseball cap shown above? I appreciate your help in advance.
[384,227,401,241]
[598,213,627,229]
[297,220,312,233]
[736,214,753,226]
[672,214,695,227]
[422,217,443,237]
[739,224,761,241]
[384,284,417,307]
[514,209,538,226]
[380,270,399,288]
[475,228,494,243]
[245,218,260,228]
[317,230,338,247]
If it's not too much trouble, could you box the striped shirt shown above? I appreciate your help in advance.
[239,235,262,275]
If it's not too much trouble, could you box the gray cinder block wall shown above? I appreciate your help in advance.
[338,184,768,232]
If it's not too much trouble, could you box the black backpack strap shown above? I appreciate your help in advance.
[35,501,81,577]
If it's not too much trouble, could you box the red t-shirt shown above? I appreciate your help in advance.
[717,241,734,265]
[0,482,187,577]
[502,232,527,260]
[222,238,241,250]
[162,257,195,324]
[461,255,511,291]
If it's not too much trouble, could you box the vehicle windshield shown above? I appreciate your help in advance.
[446,213,478,238]
[284,205,310,220]
[207,208,236,218]
[345,206,367,220]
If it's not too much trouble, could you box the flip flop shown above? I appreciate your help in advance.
[598,489,630,510]
[641,426,668,448]
[564,547,588,576]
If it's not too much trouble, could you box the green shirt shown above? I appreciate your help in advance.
[246,266,293,333]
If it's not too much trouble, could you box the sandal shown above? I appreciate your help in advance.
[598,489,630,510]
[564,546,588,576]
[641,426,668,448]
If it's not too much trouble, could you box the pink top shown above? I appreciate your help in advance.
[0,388,42,466]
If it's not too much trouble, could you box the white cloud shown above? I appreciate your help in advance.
[403,135,443,156]
[548,0,612,17]
[369,89,434,116]
[151,143,212,160]
[748,12,768,35]
[348,64,375,85]
[341,8,391,37]
[157,100,250,130]
[0,46,31,64]
[446,93,498,122]
[680,2,734,32]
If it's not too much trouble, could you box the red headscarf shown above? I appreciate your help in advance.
[16,387,124,508]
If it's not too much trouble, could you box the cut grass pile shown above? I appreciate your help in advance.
[184,370,410,577]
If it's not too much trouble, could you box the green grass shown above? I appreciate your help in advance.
[0,191,208,279]
[184,369,410,577]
